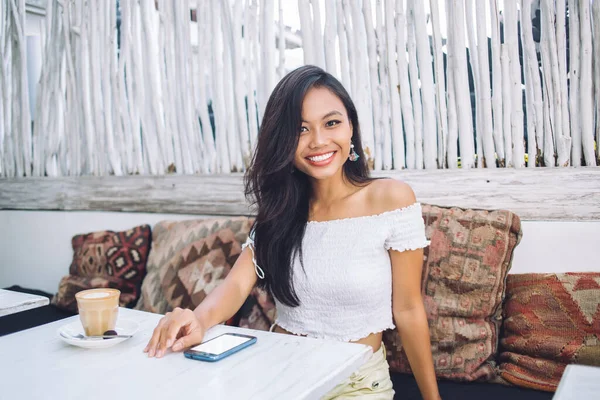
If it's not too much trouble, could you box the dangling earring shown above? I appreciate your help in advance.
[349,141,360,162]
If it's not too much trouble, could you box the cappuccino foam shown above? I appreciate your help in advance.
[81,291,110,299]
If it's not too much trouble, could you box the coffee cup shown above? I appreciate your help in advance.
[75,288,120,336]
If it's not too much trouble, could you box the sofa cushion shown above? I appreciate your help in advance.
[69,225,152,284]
[52,225,152,311]
[390,372,553,400]
[498,273,600,392]
[51,275,139,313]
[384,204,522,382]
[237,287,276,331]
[135,217,252,315]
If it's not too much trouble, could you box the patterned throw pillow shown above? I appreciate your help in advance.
[134,217,253,315]
[69,225,151,283]
[498,273,600,392]
[383,204,522,381]
[52,225,152,311]
[237,287,277,331]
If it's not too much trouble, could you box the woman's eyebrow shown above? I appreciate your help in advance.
[301,110,343,123]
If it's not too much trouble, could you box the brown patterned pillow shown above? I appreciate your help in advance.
[498,273,600,392]
[135,217,253,314]
[52,275,138,313]
[53,225,152,311]
[383,204,522,382]
[237,287,277,331]
[69,225,151,283]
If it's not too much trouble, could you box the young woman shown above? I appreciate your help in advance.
[144,65,441,400]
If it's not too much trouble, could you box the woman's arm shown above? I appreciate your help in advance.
[193,248,259,328]
[390,247,441,400]
[144,247,259,357]
[374,179,440,399]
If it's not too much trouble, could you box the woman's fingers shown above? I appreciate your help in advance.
[172,326,204,352]
[145,317,168,357]
[143,308,202,357]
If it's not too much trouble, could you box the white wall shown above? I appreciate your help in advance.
[1,210,599,294]
[0,210,207,294]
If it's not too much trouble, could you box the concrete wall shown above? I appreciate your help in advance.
[1,210,599,294]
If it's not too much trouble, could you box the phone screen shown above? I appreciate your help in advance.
[190,334,253,356]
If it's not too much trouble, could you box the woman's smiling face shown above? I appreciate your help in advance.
[294,86,353,180]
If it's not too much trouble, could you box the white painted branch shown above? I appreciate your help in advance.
[230,0,251,169]
[384,0,404,170]
[394,0,414,169]
[335,0,351,93]
[521,0,544,167]
[116,0,135,174]
[410,0,436,169]
[375,0,392,170]
[445,0,458,169]
[323,0,337,74]
[108,0,125,176]
[429,0,448,169]
[501,43,514,167]
[542,86,555,167]
[261,0,276,99]
[79,0,98,175]
[541,1,568,167]
[182,0,206,172]
[504,1,525,168]
[464,0,482,168]
[450,0,475,169]
[196,1,217,172]
[101,0,121,175]
[223,0,243,171]
[9,0,31,176]
[570,0,582,166]
[540,28,556,167]
[523,57,536,168]
[342,0,357,97]
[593,0,600,164]
[489,0,505,164]
[311,0,326,69]
[349,0,374,167]
[246,0,261,150]
[298,0,314,65]
[475,0,495,168]
[211,1,231,173]
[278,0,286,79]
[555,0,571,166]
[362,0,383,170]
[406,4,423,169]
[579,0,597,166]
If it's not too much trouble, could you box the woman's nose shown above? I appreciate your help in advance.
[308,128,328,148]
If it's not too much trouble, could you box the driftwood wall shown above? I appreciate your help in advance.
[1,0,600,178]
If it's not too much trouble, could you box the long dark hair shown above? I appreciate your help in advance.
[244,65,373,307]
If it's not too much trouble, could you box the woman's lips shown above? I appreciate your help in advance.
[306,151,336,167]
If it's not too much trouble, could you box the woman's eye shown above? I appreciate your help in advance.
[299,126,308,133]
[326,120,341,127]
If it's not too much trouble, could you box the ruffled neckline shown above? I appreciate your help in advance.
[306,202,421,225]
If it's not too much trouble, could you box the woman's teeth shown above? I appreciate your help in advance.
[308,152,334,162]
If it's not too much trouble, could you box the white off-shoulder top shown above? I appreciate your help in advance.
[242,202,430,342]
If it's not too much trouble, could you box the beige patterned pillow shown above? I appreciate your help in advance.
[135,217,252,314]
[384,204,523,382]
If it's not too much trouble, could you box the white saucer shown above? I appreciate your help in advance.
[57,318,139,349]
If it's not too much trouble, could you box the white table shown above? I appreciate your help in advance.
[0,307,371,400]
[553,364,600,400]
[0,288,49,316]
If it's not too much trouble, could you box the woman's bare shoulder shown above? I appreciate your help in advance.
[366,178,417,214]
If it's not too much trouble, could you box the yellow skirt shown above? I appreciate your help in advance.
[321,343,395,399]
